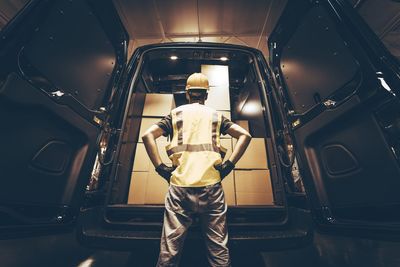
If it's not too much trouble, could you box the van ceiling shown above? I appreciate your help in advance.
[348,0,400,61]
[113,0,287,57]
[112,0,400,61]
[0,0,398,60]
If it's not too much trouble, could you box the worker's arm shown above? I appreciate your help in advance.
[141,124,164,167]
[225,124,252,164]
[216,123,251,179]
[142,124,174,181]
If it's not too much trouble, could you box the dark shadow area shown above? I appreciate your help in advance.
[1,230,400,267]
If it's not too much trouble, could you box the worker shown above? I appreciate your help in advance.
[142,72,252,267]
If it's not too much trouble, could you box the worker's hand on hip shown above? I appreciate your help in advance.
[155,163,175,182]
[215,160,235,180]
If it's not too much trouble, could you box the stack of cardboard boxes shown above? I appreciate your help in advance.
[201,65,235,205]
[232,122,273,205]
[128,94,174,204]
[202,65,273,205]
[128,65,273,205]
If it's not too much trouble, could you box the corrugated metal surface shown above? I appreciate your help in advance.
[1,0,399,59]
[113,0,287,57]
[355,0,400,60]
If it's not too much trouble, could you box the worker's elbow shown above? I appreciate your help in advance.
[141,132,151,143]
[244,132,252,141]
[240,132,251,144]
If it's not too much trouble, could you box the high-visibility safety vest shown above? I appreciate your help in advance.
[165,103,227,187]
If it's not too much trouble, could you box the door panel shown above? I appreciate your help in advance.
[269,0,400,237]
[23,0,116,110]
[0,0,127,236]
[0,73,95,206]
[280,5,360,115]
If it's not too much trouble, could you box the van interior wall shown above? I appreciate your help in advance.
[110,92,146,204]
[110,51,275,207]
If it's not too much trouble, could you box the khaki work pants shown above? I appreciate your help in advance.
[156,182,230,267]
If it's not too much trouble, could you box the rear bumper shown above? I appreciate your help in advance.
[77,206,313,250]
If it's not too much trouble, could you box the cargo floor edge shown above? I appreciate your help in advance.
[77,206,313,250]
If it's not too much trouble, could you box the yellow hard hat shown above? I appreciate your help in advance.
[185,73,209,91]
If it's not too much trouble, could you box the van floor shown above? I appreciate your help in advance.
[104,204,287,227]
[1,230,399,267]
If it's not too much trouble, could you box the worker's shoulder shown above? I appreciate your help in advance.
[172,103,215,113]
[170,104,188,114]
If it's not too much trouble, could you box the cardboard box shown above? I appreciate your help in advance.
[138,118,168,143]
[201,65,229,87]
[132,142,171,172]
[128,171,238,205]
[128,171,169,205]
[138,117,159,140]
[202,65,230,110]
[144,172,169,204]
[234,138,268,169]
[127,171,148,204]
[129,169,273,206]
[221,172,235,206]
[142,93,175,117]
[235,120,249,132]
[132,143,151,172]
[234,170,273,205]
[205,85,231,110]
[236,192,273,206]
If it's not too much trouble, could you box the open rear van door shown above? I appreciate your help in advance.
[269,0,400,239]
[0,0,128,238]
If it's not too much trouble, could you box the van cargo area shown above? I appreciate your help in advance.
[77,44,312,249]
[109,46,282,219]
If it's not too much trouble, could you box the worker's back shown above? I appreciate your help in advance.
[166,103,226,187]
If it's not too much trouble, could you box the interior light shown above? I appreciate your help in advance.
[170,55,178,60]
[220,56,228,61]
[241,101,260,116]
